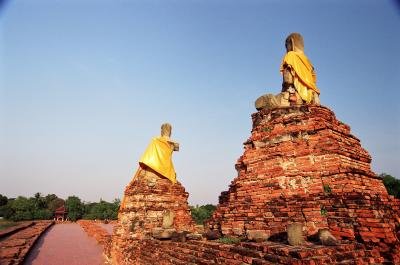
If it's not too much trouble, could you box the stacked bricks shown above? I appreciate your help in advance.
[0,221,54,265]
[111,166,196,264]
[114,238,381,265]
[207,105,400,263]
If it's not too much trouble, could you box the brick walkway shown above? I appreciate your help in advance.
[24,223,105,265]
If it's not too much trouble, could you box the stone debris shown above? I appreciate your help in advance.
[246,229,269,242]
[185,233,203,241]
[287,223,304,246]
[204,230,221,240]
[152,228,176,239]
[317,228,338,246]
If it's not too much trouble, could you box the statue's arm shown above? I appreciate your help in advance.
[282,64,295,92]
[168,140,179,151]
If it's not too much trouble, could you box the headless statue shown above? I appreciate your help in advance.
[139,123,179,183]
[255,33,320,110]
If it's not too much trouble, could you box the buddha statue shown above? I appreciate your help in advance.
[139,123,179,183]
[255,33,320,110]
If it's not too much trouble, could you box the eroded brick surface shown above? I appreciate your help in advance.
[110,238,387,265]
[207,106,400,263]
[111,167,196,264]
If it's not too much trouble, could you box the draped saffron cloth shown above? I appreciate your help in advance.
[139,136,176,183]
[280,51,320,103]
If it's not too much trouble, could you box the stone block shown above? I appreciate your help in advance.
[152,228,176,239]
[246,230,269,242]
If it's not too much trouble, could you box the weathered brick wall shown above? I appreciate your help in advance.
[114,238,382,265]
[112,166,196,264]
[115,167,195,236]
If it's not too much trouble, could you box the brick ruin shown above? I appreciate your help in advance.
[207,105,400,262]
[110,105,400,264]
[111,166,196,264]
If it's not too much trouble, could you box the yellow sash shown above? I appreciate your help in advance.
[280,51,320,103]
[139,136,176,183]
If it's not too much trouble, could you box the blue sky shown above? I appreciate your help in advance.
[1,0,399,204]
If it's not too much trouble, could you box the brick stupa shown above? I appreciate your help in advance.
[207,105,400,263]
[109,105,400,264]
[111,167,195,264]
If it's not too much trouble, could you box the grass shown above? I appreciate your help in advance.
[217,236,241,244]
[323,184,332,194]
[0,219,19,231]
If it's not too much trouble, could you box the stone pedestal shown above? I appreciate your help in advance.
[111,166,195,264]
[207,105,400,262]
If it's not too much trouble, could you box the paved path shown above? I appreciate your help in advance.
[24,223,105,265]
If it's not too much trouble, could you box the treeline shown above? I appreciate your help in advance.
[190,204,216,224]
[381,173,400,198]
[0,193,120,222]
[0,192,217,224]
[1,173,398,223]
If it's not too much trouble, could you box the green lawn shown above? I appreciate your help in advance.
[0,219,19,231]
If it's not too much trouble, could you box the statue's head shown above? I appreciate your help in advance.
[161,123,172,137]
[285,33,304,52]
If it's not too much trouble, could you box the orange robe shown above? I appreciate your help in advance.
[280,51,320,103]
[139,136,176,183]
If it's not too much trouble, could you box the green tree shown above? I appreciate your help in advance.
[0,195,9,217]
[65,196,84,221]
[0,194,66,221]
[83,202,97,220]
[12,210,33,221]
[32,193,47,209]
[112,198,120,219]
[0,204,13,219]
[82,199,120,220]
[190,204,217,224]
[45,194,58,205]
[33,209,53,220]
[47,197,65,212]
[0,194,8,206]
[381,173,400,198]
[8,196,35,221]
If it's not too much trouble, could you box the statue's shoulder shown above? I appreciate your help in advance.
[155,136,174,147]
[282,51,298,64]
[285,51,303,59]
